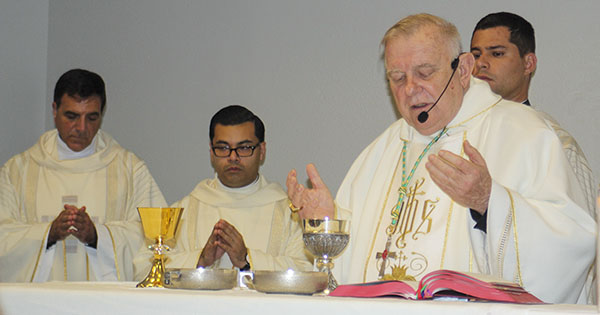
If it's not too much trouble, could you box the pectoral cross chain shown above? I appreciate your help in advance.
[375,127,447,280]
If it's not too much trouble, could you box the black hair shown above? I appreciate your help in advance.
[53,69,106,112]
[209,105,265,143]
[473,12,535,56]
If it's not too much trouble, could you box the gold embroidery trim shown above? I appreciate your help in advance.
[506,189,523,286]
[63,241,67,280]
[86,253,89,281]
[469,248,473,273]
[106,160,119,220]
[447,99,501,129]
[440,200,454,269]
[461,131,475,272]
[187,197,199,252]
[30,223,52,282]
[267,200,285,257]
[106,225,121,281]
[440,131,467,270]
[363,146,404,282]
[24,162,39,223]
[185,197,202,265]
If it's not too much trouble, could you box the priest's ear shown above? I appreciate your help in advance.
[258,141,266,165]
[52,102,58,119]
[458,53,475,89]
[523,52,537,79]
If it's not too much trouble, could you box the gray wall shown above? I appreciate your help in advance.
[0,1,48,165]
[3,1,599,204]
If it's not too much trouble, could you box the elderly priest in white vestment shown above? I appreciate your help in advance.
[286,14,595,304]
[134,105,310,279]
[0,69,167,282]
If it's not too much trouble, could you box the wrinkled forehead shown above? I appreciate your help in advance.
[384,29,453,69]
[385,24,455,51]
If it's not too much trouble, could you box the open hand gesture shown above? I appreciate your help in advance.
[286,163,335,219]
[425,140,491,214]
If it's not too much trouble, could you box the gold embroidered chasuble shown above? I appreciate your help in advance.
[334,77,595,304]
[365,131,471,282]
[0,129,166,282]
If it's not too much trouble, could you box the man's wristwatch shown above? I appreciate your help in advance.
[240,254,251,271]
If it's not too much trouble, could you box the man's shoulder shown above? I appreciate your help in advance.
[97,130,146,166]
[1,132,46,172]
[1,150,30,176]
[492,98,539,117]
[488,99,550,131]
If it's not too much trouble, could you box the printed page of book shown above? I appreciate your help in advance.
[329,280,419,299]
[418,270,543,304]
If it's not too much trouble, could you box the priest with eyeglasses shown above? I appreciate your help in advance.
[134,105,311,279]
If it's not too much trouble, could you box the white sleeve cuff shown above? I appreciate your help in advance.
[85,224,118,280]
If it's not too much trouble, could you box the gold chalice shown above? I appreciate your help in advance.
[136,207,183,288]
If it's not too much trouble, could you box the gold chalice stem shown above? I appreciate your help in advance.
[136,236,168,288]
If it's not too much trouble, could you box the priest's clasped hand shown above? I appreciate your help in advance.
[48,204,98,248]
[197,224,225,267]
[286,163,335,219]
[425,140,491,215]
[197,219,248,269]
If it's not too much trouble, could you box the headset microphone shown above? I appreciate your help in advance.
[417,56,460,123]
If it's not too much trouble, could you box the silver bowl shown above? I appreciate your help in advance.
[163,268,238,290]
[246,270,328,294]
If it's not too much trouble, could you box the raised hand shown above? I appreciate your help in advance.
[425,140,491,214]
[286,163,335,219]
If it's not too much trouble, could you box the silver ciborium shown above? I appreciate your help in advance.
[136,207,183,288]
[302,218,350,293]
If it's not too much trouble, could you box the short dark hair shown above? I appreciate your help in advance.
[473,12,535,56]
[53,69,107,112]
[209,105,265,143]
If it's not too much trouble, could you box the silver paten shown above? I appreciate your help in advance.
[245,270,328,294]
[163,268,238,290]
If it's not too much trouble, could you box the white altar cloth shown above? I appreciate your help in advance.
[0,282,595,315]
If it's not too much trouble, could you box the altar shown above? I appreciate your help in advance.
[0,282,595,315]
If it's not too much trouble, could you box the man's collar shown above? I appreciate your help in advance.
[215,174,261,194]
[57,133,98,160]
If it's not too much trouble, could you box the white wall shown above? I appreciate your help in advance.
[36,0,600,203]
[0,1,48,165]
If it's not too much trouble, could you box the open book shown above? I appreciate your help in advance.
[329,269,543,304]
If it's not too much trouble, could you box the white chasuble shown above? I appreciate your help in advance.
[365,133,472,282]
[0,129,167,282]
[335,77,595,304]
[133,175,311,281]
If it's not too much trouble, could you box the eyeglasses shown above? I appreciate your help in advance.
[211,143,260,157]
